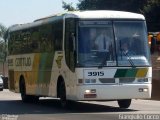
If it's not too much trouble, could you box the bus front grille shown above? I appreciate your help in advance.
[119,78,135,83]
[99,78,115,83]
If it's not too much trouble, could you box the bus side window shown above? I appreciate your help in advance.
[53,21,63,51]
[27,27,40,53]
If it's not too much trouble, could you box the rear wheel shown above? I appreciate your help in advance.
[28,95,39,103]
[117,99,131,108]
[20,79,29,102]
[20,79,39,103]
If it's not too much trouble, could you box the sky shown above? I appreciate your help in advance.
[0,0,79,27]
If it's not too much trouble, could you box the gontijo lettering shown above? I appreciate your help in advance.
[15,57,31,66]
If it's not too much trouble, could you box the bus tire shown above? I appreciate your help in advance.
[19,78,29,102]
[117,99,131,108]
[28,95,39,103]
[58,80,67,108]
[19,78,39,103]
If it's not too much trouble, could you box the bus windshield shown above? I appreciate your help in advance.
[77,20,151,67]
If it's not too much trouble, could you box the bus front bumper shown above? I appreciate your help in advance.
[74,84,151,101]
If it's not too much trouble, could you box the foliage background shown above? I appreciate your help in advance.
[63,0,160,32]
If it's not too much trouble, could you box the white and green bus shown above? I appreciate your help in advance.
[7,10,152,108]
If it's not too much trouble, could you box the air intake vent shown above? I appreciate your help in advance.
[119,78,135,83]
[99,78,115,83]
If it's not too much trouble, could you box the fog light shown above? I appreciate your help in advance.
[139,88,148,92]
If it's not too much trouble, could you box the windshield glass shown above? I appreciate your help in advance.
[77,21,116,67]
[77,20,150,67]
[114,21,150,66]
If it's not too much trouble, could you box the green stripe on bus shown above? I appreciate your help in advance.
[36,53,54,95]
[114,68,148,78]
[37,53,54,84]
[114,69,128,77]
[125,69,138,77]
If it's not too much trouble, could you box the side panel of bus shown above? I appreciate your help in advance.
[8,19,67,98]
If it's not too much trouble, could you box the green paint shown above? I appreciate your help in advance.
[36,52,54,95]
[114,68,139,78]
[114,69,128,77]
[114,68,148,78]
[125,69,138,77]
[37,52,54,84]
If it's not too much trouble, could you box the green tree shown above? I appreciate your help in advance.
[77,0,148,13]
[77,0,160,31]
[0,23,7,62]
[143,0,160,31]
[62,1,76,11]
[0,23,7,40]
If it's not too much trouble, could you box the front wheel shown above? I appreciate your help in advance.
[59,81,67,108]
[117,99,131,108]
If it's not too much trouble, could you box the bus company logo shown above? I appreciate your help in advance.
[8,57,32,67]
[56,56,63,68]
[15,57,31,67]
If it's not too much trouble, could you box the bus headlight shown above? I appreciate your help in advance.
[85,79,96,84]
[85,90,91,94]
[137,78,148,82]
[84,89,97,98]
[85,89,96,94]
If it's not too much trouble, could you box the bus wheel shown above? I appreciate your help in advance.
[29,95,39,103]
[117,99,131,108]
[20,79,29,102]
[59,81,67,108]
[20,79,39,103]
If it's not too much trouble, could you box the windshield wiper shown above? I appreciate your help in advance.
[122,51,135,68]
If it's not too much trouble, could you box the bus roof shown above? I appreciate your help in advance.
[8,10,145,32]
[64,10,145,20]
